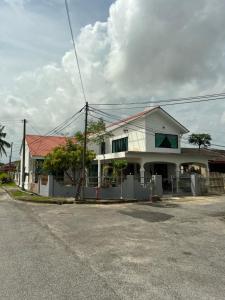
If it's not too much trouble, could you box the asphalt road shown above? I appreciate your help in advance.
[1,188,225,299]
[0,189,119,300]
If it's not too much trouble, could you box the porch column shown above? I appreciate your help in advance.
[140,162,145,186]
[206,163,210,177]
[175,164,180,193]
[98,160,101,187]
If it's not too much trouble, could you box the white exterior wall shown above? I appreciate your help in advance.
[89,120,146,155]
[145,110,182,154]
[92,109,185,156]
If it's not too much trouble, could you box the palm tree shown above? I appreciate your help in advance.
[0,126,11,157]
[188,133,211,149]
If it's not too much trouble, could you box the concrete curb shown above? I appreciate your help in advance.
[75,199,152,205]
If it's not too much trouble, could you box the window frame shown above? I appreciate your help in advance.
[112,137,128,153]
[100,141,106,154]
[155,133,178,149]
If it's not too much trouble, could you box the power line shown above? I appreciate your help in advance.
[28,123,42,135]
[64,0,87,105]
[90,96,225,111]
[35,112,84,154]
[89,108,157,137]
[91,92,225,106]
[27,105,85,148]
[90,107,225,155]
[53,111,84,135]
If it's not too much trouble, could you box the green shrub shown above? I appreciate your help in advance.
[0,172,13,184]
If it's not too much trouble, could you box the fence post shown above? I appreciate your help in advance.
[171,176,174,195]
[152,175,163,197]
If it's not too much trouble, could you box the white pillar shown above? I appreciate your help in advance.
[140,162,145,186]
[98,160,101,187]
[176,164,180,193]
[206,163,210,177]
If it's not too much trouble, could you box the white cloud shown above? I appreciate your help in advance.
[1,0,225,161]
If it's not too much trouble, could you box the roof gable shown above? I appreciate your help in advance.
[107,106,189,134]
[107,107,158,130]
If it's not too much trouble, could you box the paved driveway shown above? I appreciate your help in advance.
[1,188,225,299]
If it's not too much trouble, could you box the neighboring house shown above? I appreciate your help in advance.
[0,162,17,173]
[208,149,225,173]
[19,135,74,191]
[90,106,218,191]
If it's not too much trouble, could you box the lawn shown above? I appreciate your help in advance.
[0,181,16,187]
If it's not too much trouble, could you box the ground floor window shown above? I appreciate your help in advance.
[155,133,178,149]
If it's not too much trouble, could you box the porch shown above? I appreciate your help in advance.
[94,150,211,195]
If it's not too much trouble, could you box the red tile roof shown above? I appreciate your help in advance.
[26,135,76,157]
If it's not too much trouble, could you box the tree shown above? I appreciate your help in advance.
[75,117,113,150]
[112,159,128,179]
[188,133,211,149]
[0,126,10,157]
[43,138,96,186]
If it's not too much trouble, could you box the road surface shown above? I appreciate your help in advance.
[0,188,119,300]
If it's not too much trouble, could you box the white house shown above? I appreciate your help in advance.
[90,106,216,191]
[19,135,74,191]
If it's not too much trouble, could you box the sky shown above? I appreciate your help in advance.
[0,0,225,162]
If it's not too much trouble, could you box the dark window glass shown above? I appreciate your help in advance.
[100,142,106,154]
[155,133,178,149]
[112,137,128,153]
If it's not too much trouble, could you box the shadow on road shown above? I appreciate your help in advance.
[138,202,180,209]
[118,209,174,223]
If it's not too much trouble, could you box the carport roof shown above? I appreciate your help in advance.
[181,148,225,160]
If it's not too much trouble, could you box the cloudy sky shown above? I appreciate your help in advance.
[1,0,225,162]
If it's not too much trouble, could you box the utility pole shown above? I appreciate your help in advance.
[22,119,26,190]
[81,102,89,200]
[9,142,13,167]
[9,142,13,177]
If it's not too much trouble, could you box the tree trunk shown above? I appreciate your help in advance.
[75,169,83,200]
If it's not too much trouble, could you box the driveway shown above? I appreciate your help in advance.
[1,188,225,299]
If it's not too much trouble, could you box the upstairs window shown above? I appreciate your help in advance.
[112,137,128,153]
[155,133,178,149]
[100,142,106,154]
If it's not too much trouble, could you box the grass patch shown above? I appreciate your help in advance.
[1,184,74,204]
[10,190,29,197]
[0,182,16,187]
[7,188,74,204]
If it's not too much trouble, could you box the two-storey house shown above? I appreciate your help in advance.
[91,106,213,190]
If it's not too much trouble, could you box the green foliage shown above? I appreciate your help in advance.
[75,118,113,147]
[112,159,128,177]
[188,133,211,149]
[0,126,10,157]
[0,172,13,184]
[43,138,96,177]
